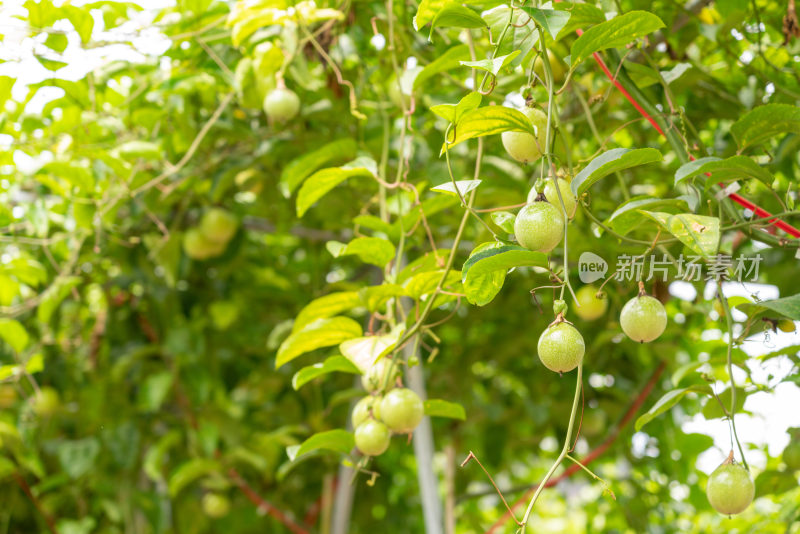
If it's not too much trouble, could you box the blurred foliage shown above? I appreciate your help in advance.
[0,0,799,533]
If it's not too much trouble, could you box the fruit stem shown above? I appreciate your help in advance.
[637,281,646,297]
[519,362,583,528]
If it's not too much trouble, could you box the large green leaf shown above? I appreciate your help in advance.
[755,469,799,497]
[443,106,535,151]
[430,2,486,38]
[404,270,462,300]
[461,242,508,307]
[276,317,363,368]
[640,212,720,257]
[294,292,362,332]
[570,11,665,67]
[0,319,29,353]
[731,104,800,151]
[430,91,482,124]
[292,356,361,390]
[168,458,221,497]
[753,294,800,320]
[605,196,690,236]
[462,244,548,281]
[280,139,358,195]
[674,156,773,187]
[553,2,605,36]
[484,7,540,62]
[297,157,377,217]
[701,387,745,420]
[424,399,466,420]
[571,148,663,196]
[521,8,571,40]
[286,430,354,461]
[327,236,396,267]
[635,385,712,431]
[339,325,405,372]
[414,44,471,89]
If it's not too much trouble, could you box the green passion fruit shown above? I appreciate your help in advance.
[361,358,400,394]
[620,294,667,343]
[380,388,424,434]
[706,461,755,515]
[537,322,585,373]
[200,208,238,244]
[513,201,564,253]
[542,178,577,219]
[574,285,608,321]
[501,107,548,163]
[263,87,300,122]
[352,395,382,428]
[354,419,391,456]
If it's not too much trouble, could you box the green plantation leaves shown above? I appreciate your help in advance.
[570,11,665,67]
[287,430,354,462]
[731,104,800,151]
[640,212,720,257]
[674,156,773,187]
[635,385,713,431]
[424,399,466,420]
[292,356,361,390]
[297,157,378,216]
[276,317,363,368]
[571,148,663,195]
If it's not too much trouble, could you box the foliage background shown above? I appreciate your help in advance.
[0,0,799,533]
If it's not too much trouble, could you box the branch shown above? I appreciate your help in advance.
[228,467,310,534]
[14,473,59,534]
[485,361,666,533]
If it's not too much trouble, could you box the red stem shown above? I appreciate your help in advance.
[228,467,311,534]
[14,473,59,534]
[486,361,666,534]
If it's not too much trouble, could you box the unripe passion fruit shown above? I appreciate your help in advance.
[352,395,382,428]
[501,107,548,163]
[380,388,424,434]
[620,295,667,343]
[361,358,399,394]
[200,208,238,244]
[202,493,231,518]
[574,285,607,321]
[263,87,300,122]
[183,228,226,260]
[354,420,391,456]
[513,201,564,253]
[537,322,585,373]
[706,462,754,515]
[783,442,800,470]
[32,386,60,416]
[533,49,566,83]
[543,178,577,219]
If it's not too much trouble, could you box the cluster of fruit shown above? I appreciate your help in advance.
[508,104,756,516]
[183,208,239,261]
[352,359,424,457]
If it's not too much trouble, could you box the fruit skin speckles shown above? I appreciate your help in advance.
[620,295,667,343]
[706,462,754,515]
[513,201,564,253]
[537,322,585,373]
[354,419,391,456]
[502,107,547,163]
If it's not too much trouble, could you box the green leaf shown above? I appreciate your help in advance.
[570,11,665,67]
[360,284,406,313]
[755,469,799,497]
[674,156,773,186]
[424,399,466,420]
[430,179,482,198]
[339,325,405,372]
[462,244,548,281]
[443,106,535,152]
[292,356,361,390]
[287,430,354,462]
[571,148,663,196]
[635,385,712,431]
[553,2,605,36]
[137,372,173,412]
[276,317,363,368]
[0,457,15,480]
[294,292,362,332]
[430,2,486,37]
[279,139,358,195]
[37,276,81,324]
[639,212,720,257]
[521,8,571,40]
[605,196,690,236]
[296,157,377,217]
[404,270,462,300]
[731,104,800,151]
[461,242,508,307]
[459,51,520,77]
[64,5,94,43]
[702,387,745,419]
[414,0,447,30]
[414,45,471,89]
[430,91,481,124]
[35,56,67,71]
[491,211,516,233]
[57,438,101,479]
[328,237,396,268]
[756,294,800,320]
[484,8,540,61]
[0,319,29,353]
[168,458,221,497]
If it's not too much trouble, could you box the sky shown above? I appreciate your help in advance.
[2,0,799,478]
